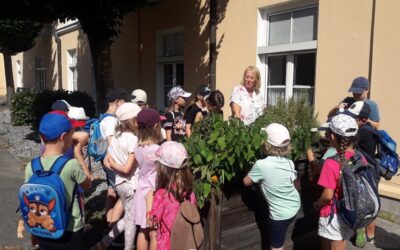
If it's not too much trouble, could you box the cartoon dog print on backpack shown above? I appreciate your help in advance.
[23,194,57,232]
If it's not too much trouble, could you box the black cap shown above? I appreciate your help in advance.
[51,100,71,112]
[196,84,211,97]
[105,87,134,103]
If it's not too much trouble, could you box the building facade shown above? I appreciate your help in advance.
[2,0,399,147]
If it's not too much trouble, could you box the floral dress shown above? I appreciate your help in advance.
[230,85,264,125]
[149,189,196,250]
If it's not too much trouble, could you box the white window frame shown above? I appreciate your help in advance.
[257,2,318,105]
[67,49,78,91]
[156,27,184,110]
[34,57,46,90]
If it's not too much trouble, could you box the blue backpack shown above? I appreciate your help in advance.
[362,127,399,180]
[18,156,78,239]
[85,113,114,162]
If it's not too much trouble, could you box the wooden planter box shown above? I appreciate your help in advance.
[201,160,323,250]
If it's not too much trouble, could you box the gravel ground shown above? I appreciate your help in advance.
[0,107,108,225]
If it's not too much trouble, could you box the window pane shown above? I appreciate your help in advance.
[268,55,286,86]
[176,63,184,86]
[292,7,318,43]
[267,87,285,106]
[293,88,314,105]
[163,35,175,57]
[175,33,184,56]
[294,53,315,86]
[269,12,291,45]
[164,64,173,86]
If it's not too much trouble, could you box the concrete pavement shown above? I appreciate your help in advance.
[0,139,31,249]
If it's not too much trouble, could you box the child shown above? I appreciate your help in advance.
[164,86,191,141]
[185,84,211,137]
[93,102,141,250]
[313,114,359,250]
[134,108,164,250]
[24,112,92,249]
[243,123,300,250]
[146,141,196,250]
[206,90,225,115]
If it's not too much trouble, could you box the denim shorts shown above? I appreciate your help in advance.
[102,164,116,188]
[268,215,296,248]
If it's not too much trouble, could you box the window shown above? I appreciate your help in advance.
[258,5,318,105]
[16,60,22,88]
[34,57,46,90]
[67,49,77,91]
[157,28,184,110]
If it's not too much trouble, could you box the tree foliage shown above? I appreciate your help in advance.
[0,20,43,54]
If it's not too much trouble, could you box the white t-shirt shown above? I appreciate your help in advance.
[230,85,264,125]
[108,132,139,187]
[100,115,118,139]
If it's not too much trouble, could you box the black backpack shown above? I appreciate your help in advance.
[329,151,381,230]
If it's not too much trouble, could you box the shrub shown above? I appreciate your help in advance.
[11,90,37,126]
[185,94,319,207]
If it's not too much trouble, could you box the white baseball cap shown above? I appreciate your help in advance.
[131,89,147,104]
[329,114,358,137]
[116,102,141,121]
[262,123,291,147]
[68,107,89,120]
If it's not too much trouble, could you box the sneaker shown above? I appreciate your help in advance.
[366,234,376,245]
[355,228,366,248]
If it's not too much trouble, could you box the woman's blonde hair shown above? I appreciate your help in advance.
[264,142,291,157]
[241,66,261,92]
[138,122,163,146]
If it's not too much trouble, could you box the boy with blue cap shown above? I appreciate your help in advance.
[328,76,380,129]
[24,112,92,249]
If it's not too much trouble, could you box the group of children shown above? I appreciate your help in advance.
[18,75,382,250]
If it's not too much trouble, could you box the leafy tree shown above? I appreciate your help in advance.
[0,0,160,111]
[0,20,43,106]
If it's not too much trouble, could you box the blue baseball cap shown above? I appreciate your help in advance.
[348,77,369,94]
[39,113,72,141]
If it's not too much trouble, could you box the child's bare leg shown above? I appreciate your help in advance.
[149,229,157,250]
[136,229,149,250]
[105,188,117,223]
[331,239,346,250]
[108,199,124,225]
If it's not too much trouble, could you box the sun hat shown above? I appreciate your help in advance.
[348,76,369,94]
[39,112,72,141]
[116,102,141,121]
[262,123,290,148]
[51,100,71,112]
[106,87,134,103]
[329,114,358,137]
[342,101,371,119]
[131,89,147,104]
[167,86,192,101]
[156,141,188,169]
[137,108,161,129]
[68,107,90,121]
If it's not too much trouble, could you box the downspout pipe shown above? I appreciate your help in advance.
[368,0,376,98]
[52,30,63,90]
[209,0,217,90]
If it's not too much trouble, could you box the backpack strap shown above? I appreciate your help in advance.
[50,155,73,175]
[99,113,114,122]
[31,157,44,173]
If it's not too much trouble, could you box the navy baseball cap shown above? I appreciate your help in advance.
[348,77,369,94]
[39,113,72,141]
[342,101,371,119]
[106,87,134,103]
[51,100,71,112]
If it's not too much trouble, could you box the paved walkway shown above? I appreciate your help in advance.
[0,139,31,249]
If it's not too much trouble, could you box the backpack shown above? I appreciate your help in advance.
[330,151,381,230]
[170,200,204,250]
[362,126,399,180]
[18,156,78,239]
[85,113,114,162]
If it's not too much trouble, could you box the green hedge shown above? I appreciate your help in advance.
[11,89,96,129]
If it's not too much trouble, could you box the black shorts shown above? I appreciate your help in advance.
[268,215,296,248]
[102,164,116,188]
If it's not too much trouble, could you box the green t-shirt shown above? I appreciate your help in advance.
[24,155,87,232]
[248,156,300,220]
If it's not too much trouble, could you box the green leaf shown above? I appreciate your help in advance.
[203,183,211,198]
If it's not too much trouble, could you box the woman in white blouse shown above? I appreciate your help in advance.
[230,66,264,125]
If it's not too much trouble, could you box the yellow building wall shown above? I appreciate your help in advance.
[370,0,400,147]
[59,29,95,97]
[314,0,373,124]
[0,54,6,96]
